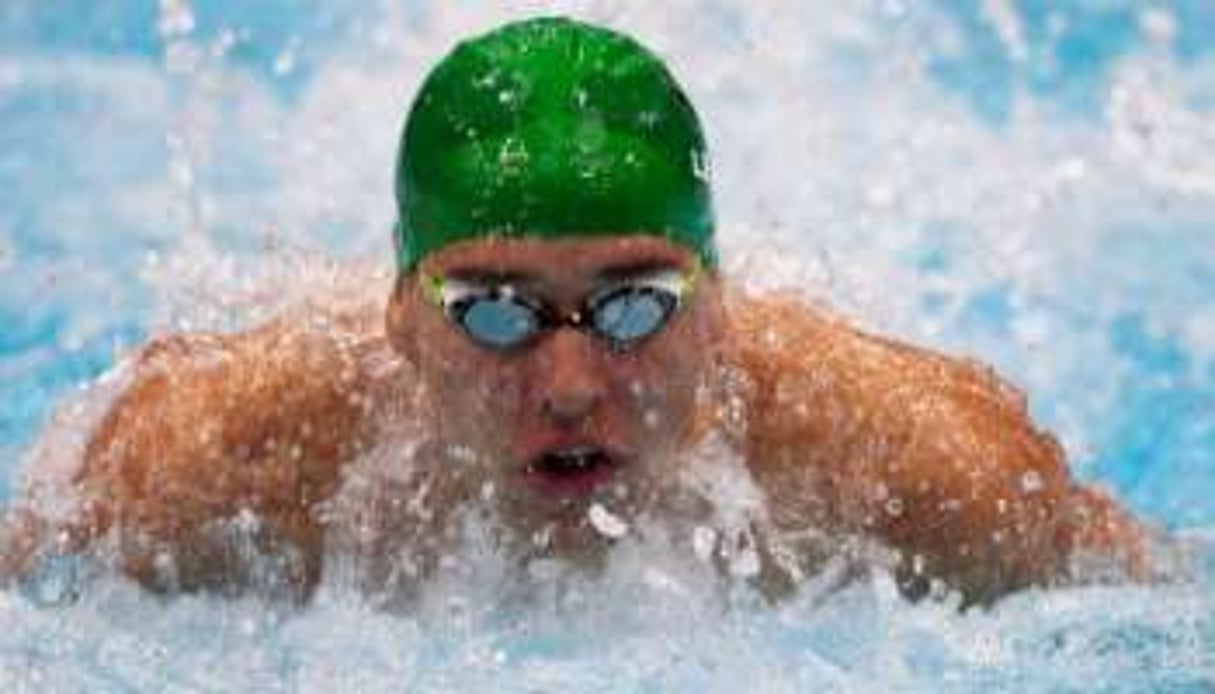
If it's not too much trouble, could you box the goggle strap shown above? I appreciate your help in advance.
[682,260,703,301]
[420,273,445,307]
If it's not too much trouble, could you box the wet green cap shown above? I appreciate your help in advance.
[394,16,716,269]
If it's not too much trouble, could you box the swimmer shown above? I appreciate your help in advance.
[0,17,1156,607]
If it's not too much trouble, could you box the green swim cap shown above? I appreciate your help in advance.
[394,16,716,270]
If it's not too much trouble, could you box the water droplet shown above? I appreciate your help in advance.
[885,497,905,516]
[730,547,761,578]
[1020,470,1044,494]
[1055,157,1087,181]
[692,149,711,181]
[867,183,895,208]
[210,29,238,58]
[157,0,196,39]
[473,70,499,89]
[643,568,682,594]
[447,444,477,463]
[1140,8,1177,44]
[588,503,629,539]
[19,553,84,607]
[233,507,260,533]
[692,525,717,562]
[531,526,553,549]
[643,409,661,429]
[238,616,259,637]
[498,139,528,172]
[273,44,298,76]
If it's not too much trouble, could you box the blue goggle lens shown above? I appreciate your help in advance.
[590,288,676,344]
[448,286,679,350]
[457,296,543,349]
[426,267,695,351]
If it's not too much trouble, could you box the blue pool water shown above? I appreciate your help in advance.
[1,1,1213,690]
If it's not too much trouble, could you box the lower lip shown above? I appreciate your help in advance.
[523,457,621,499]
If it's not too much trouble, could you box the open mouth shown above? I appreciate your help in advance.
[525,445,622,497]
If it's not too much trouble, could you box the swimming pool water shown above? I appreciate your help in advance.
[1,1,1213,691]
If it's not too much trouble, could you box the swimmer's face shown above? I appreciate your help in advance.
[388,236,724,515]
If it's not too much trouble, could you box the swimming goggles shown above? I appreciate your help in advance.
[419,262,702,351]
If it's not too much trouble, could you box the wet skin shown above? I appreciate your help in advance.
[0,236,1155,606]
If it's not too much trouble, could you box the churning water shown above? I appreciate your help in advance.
[1,1,1213,691]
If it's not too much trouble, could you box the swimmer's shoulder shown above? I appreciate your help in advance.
[0,305,411,593]
[724,291,849,358]
[80,303,412,489]
[722,290,884,399]
[720,289,1036,467]
[723,290,1023,407]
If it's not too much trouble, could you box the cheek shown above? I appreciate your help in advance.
[421,334,524,424]
[642,310,718,421]
[613,338,709,433]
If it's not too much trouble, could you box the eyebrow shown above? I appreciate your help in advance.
[441,268,539,286]
[593,259,682,282]
[439,258,682,287]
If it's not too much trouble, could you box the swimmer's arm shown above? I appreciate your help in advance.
[852,357,1154,605]
[5,319,380,591]
[734,295,1155,605]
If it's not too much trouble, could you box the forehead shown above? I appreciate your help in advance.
[417,235,696,284]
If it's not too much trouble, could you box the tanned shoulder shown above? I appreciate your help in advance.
[56,309,389,594]
[726,292,1154,606]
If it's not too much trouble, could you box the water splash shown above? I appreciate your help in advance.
[1,0,1213,690]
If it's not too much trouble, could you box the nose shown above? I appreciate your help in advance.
[536,329,608,426]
